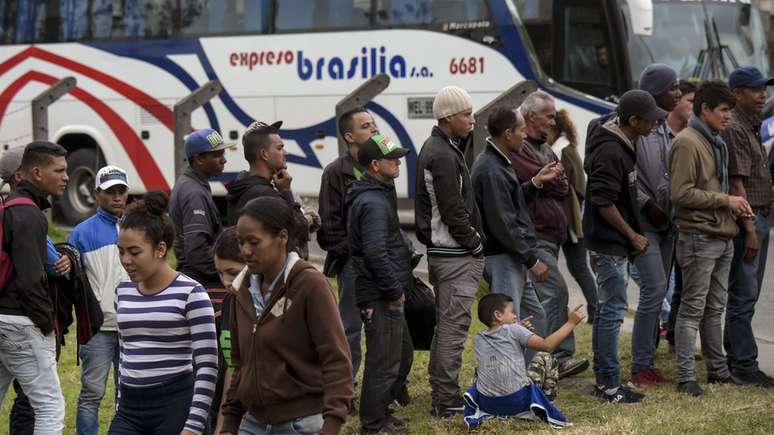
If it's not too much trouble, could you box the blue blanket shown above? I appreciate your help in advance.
[462,383,569,429]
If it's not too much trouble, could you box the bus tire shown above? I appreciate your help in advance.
[57,148,105,226]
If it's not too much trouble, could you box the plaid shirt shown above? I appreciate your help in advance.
[721,108,773,209]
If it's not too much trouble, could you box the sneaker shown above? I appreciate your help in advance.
[429,397,465,418]
[394,384,411,407]
[707,374,740,385]
[677,381,704,397]
[593,384,646,403]
[732,371,774,389]
[360,416,408,435]
[628,370,655,389]
[646,367,672,383]
[558,357,590,379]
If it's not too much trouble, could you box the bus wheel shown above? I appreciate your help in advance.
[57,148,104,226]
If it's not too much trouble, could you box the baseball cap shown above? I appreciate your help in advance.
[358,134,409,167]
[184,128,230,159]
[0,146,25,186]
[729,66,774,89]
[96,166,129,190]
[617,89,668,122]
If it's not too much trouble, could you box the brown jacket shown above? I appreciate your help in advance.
[221,253,353,434]
[669,127,738,238]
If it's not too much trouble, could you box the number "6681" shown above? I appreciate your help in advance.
[449,57,485,74]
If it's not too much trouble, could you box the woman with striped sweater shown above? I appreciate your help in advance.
[109,191,218,435]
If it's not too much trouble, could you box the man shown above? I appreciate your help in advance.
[0,141,69,433]
[629,64,681,389]
[318,107,376,385]
[584,90,665,403]
[69,166,130,435]
[169,128,227,288]
[721,67,774,388]
[511,90,588,379]
[471,107,559,360]
[225,121,316,258]
[415,85,484,418]
[669,80,753,396]
[348,134,413,435]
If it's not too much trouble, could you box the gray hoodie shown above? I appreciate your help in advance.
[635,121,674,232]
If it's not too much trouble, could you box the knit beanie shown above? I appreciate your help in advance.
[433,86,473,120]
[0,146,25,188]
[638,64,678,98]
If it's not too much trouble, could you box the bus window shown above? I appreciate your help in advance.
[375,0,488,25]
[56,0,177,41]
[274,0,372,31]
[180,0,270,36]
[0,0,49,44]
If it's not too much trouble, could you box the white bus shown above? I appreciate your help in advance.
[0,0,767,224]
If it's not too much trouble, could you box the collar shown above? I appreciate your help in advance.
[485,138,512,165]
[342,153,364,180]
[431,125,466,157]
[15,180,51,210]
[184,167,211,191]
[96,207,120,223]
[733,108,761,131]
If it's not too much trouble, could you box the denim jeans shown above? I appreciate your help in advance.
[76,331,119,435]
[561,239,598,319]
[631,230,674,374]
[428,255,483,407]
[533,240,575,361]
[238,412,324,435]
[337,260,361,381]
[0,322,64,434]
[725,213,770,375]
[675,232,733,383]
[108,373,192,434]
[485,253,547,363]
[589,251,629,388]
[360,300,413,430]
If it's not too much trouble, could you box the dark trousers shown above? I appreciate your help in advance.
[666,263,683,346]
[360,300,413,430]
[562,239,598,320]
[108,373,194,435]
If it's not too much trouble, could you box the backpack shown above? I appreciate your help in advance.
[0,196,38,290]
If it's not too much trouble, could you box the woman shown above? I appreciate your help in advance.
[549,109,598,323]
[110,191,218,435]
[220,196,352,435]
[211,226,245,434]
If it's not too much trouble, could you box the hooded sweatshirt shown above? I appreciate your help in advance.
[583,116,643,257]
[225,171,311,257]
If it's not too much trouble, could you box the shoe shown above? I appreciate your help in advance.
[558,357,590,379]
[677,381,704,397]
[593,384,646,403]
[646,367,672,383]
[429,397,465,418]
[732,371,774,389]
[360,416,408,434]
[707,375,740,385]
[394,384,411,407]
[628,370,655,389]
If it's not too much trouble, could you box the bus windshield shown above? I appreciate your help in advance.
[627,0,769,83]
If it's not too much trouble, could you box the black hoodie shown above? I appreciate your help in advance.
[347,174,412,307]
[225,171,310,258]
[583,116,643,257]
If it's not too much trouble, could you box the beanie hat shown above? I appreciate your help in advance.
[433,86,473,120]
[0,146,25,189]
[638,64,678,97]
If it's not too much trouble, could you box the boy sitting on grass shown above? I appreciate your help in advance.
[464,293,585,429]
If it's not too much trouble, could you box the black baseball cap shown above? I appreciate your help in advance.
[617,89,668,121]
[358,134,409,166]
[729,66,774,89]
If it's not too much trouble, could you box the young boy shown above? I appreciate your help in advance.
[464,293,585,429]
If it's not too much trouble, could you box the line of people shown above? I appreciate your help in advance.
[0,63,772,435]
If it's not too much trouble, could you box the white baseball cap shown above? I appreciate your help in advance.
[96,166,129,190]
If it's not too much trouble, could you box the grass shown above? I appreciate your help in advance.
[3,283,773,434]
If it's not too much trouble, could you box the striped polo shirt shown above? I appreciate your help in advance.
[115,274,218,434]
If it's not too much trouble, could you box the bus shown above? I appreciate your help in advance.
[0,0,768,225]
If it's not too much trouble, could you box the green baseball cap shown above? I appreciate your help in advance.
[358,134,409,166]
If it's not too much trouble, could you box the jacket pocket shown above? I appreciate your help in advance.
[258,361,315,403]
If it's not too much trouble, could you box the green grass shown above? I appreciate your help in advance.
[3,283,773,434]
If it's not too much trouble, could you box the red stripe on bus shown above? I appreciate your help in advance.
[0,70,169,191]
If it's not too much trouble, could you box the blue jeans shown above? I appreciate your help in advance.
[630,230,674,373]
[725,213,770,375]
[76,331,119,435]
[533,240,575,361]
[337,260,361,381]
[485,253,547,363]
[589,251,628,388]
[0,322,64,434]
[239,412,324,435]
